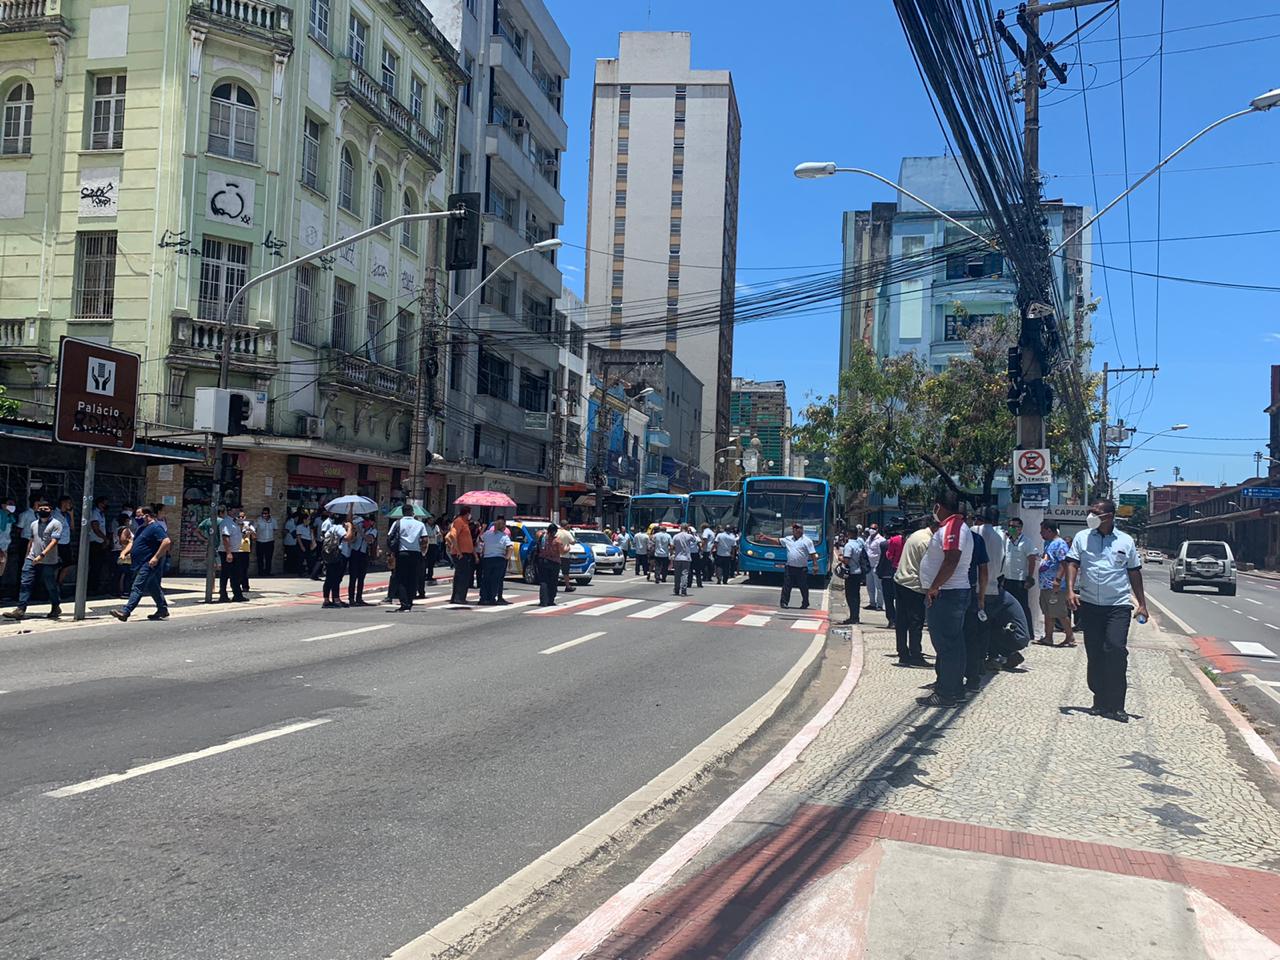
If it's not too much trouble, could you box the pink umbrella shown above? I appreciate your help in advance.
[454,489,516,508]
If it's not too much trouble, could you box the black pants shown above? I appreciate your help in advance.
[963,597,990,688]
[323,554,347,602]
[1005,580,1032,632]
[89,542,109,593]
[635,552,649,576]
[895,587,927,662]
[479,556,506,603]
[539,558,559,606]
[347,551,368,602]
[451,553,475,603]
[1080,602,1132,712]
[690,555,703,587]
[653,556,669,582]
[843,574,862,622]
[423,543,439,584]
[221,555,243,601]
[880,577,896,625]
[284,543,301,576]
[396,551,421,609]
[235,552,250,593]
[715,555,733,584]
[782,566,810,607]
[256,542,275,577]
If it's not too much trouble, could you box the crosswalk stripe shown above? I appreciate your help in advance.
[527,596,601,615]
[1230,640,1277,658]
[791,619,823,631]
[628,601,687,620]
[736,614,771,627]
[473,597,540,613]
[683,604,733,623]
[578,598,644,617]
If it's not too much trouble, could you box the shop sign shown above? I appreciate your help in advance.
[362,465,393,483]
[486,478,516,496]
[287,455,358,482]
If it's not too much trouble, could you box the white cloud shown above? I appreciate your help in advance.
[1265,332,1280,342]
[562,264,581,273]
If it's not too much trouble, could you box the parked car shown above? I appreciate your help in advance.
[571,529,627,575]
[505,520,595,586]
[1171,540,1236,595]
[1144,550,1164,564]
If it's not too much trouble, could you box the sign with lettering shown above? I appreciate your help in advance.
[287,455,358,483]
[54,337,139,450]
[206,171,255,229]
[79,167,119,218]
[1013,448,1052,484]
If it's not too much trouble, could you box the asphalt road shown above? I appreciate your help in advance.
[0,570,827,960]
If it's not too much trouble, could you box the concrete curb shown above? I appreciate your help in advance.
[1183,655,1280,786]
[390,600,838,959]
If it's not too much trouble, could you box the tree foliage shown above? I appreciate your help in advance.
[0,385,18,419]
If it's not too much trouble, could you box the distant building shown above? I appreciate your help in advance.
[1149,482,1218,517]
[585,32,741,485]
[553,286,591,517]
[729,379,789,477]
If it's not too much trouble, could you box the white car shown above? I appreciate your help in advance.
[1144,550,1164,564]
[570,529,627,575]
[1171,540,1236,596]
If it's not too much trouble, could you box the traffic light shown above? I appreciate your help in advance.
[227,392,251,436]
[1006,346,1022,383]
[445,192,481,271]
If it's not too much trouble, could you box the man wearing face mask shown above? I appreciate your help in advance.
[110,505,172,621]
[3,498,64,620]
[1064,498,1148,723]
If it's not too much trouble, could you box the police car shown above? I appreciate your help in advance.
[570,528,627,575]
[505,519,595,586]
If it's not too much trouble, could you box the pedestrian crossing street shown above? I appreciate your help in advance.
[381,590,828,632]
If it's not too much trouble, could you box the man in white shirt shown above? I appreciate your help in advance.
[389,514,428,611]
[917,489,974,707]
[839,529,868,625]
[346,516,376,606]
[864,525,884,611]
[632,527,651,579]
[713,527,738,584]
[478,517,514,605]
[283,511,300,576]
[651,527,673,584]
[974,507,1007,603]
[320,511,354,608]
[1001,515,1038,630]
[218,510,245,602]
[671,525,700,597]
[778,522,818,609]
[88,495,109,594]
[3,498,65,620]
[700,524,716,584]
[254,507,277,577]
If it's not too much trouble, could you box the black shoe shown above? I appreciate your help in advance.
[232,596,248,603]
[916,693,959,707]
[564,586,576,593]
[496,599,511,605]
[800,603,810,609]
[110,609,128,621]
[426,579,438,586]
[218,596,229,603]
[47,610,62,620]
[147,611,169,621]
[416,593,427,599]
[908,657,931,668]
[1102,709,1130,724]
[838,618,856,625]
[1004,651,1025,670]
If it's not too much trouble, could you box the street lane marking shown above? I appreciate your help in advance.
[736,614,771,627]
[1148,594,1196,635]
[540,631,606,655]
[1230,641,1277,658]
[473,597,540,613]
[299,625,393,643]
[527,596,601,615]
[1247,598,1265,605]
[1232,609,1245,615]
[628,601,687,620]
[1249,616,1261,622]
[683,604,732,623]
[1244,674,1280,688]
[1267,624,1279,630]
[45,719,332,798]
[792,619,823,631]
[578,598,644,617]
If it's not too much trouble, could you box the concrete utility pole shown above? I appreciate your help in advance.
[408,261,442,513]
[1097,363,1159,498]
[550,364,564,524]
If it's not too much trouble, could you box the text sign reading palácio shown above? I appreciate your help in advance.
[54,337,140,450]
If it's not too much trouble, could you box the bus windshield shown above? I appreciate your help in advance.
[629,498,684,530]
[688,495,739,531]
[744,488,826,544]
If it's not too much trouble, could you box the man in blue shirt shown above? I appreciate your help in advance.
[1065,498,1148,722]
[111,505,172,621]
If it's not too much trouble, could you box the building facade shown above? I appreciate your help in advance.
[584,31,740,486]
[0,0,465,571]
[729,378,789,477]
[427,0,569,515]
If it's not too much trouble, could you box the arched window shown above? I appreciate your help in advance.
[208,81,257,161]
[338,144,357,213]
[401,189,417,250]
[2,82,34,155]
[371,169,387,226]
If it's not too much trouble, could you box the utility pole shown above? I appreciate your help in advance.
[550,363,564,524]
[1097,363,1159,498]
[592,377,611,530]
[408,262,441,512]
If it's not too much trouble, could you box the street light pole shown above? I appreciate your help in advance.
[203,208,463,603]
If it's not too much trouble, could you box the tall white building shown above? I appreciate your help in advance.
[585,32,741,486]
[427,0,569,514]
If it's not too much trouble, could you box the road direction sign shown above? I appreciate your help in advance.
[54,337,140,450]
[1013,447,1052,484]
[1242,487,1280,500]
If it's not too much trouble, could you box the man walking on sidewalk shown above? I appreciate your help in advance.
[1065,498,1148,722]
[778,522,818,609]
[1001,516,1037,630]
[893,516,936,666]
[448,506,476,605]
[3,498,64,621]
[917,489,973,707]
[1035,520,1076,648]
[389,512,428,612]
[110,506,172,621]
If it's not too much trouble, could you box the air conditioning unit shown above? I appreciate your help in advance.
[298,416,324,439]
[511,116,528,131]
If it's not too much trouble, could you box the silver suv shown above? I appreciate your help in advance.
[1171,540,1236,596]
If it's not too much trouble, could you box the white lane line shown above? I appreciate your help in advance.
[1267,623,1279,631]
[577,598,644,617]
[1249,616,1261,622]
[1232,608,1245,615]
[792,618,823,631]
[683,604,733,623]
[628,601,687,620]
[1210,600,1222,606]
[1244,674,1280,688]
[540,631,606,655]
[1147,594,1196,635]
[527,596,601,616]
[299,625,393,643]
[45,719,332,798]
[736,614,771,628]
[1230,641,1278,658]
[1247,598,1265,605]
[473,597,540,613]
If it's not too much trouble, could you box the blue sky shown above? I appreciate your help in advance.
[545,0,1280,491]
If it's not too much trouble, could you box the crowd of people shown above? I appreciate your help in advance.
[833,491,1148,722]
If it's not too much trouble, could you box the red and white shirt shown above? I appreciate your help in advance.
[918,514,974,591]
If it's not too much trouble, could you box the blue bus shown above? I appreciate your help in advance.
[739,477,835,578]
[686,489,742,532]
[627,493,687,532]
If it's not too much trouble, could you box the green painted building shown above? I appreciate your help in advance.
[0,0,465,569]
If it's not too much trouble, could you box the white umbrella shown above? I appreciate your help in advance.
[325,494,378,514]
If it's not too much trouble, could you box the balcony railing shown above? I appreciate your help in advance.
[0,0,64,32]
[188,0,292,44]
[327,351,415,400]
[170,316,276,365]
[0,317,49,355]
[335,58,442,168]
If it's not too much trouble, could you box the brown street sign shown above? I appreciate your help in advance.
[54,336,140,450]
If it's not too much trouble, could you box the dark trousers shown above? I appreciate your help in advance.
[1005,579,1032,632]
[880,577,897,625]
[256,542,275,577]
[235,552,250,593]
[423,543,439,585]
[636,552,649,576]
[323,554,347,602]
[964,599,989,688]
[672,559,691,595]
[1079,602,1132,712]
[781,565,810,607]
[122,563,168,616]
[538,558,559,606]
[89,542,109,593]
[926,588,970,701]
[895,587,927,662]
[843,574,862,622]
[284,543,302,576]
[395,551,421,609]
[451,553,475,603]
[479,556,507,603]
[16,560,60,613]
[690,555,703,588]
[347,551,368,601]
[220,554,243,600]
[715,555,733,584]
[654,556,670,582]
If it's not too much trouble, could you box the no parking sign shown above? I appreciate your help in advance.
[1013,448,1052,485]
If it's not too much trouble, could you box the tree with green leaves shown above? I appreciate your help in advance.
[0,385,18,419]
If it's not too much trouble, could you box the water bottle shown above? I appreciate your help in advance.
[976,608,988,623]
[1136,613,1148,625]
